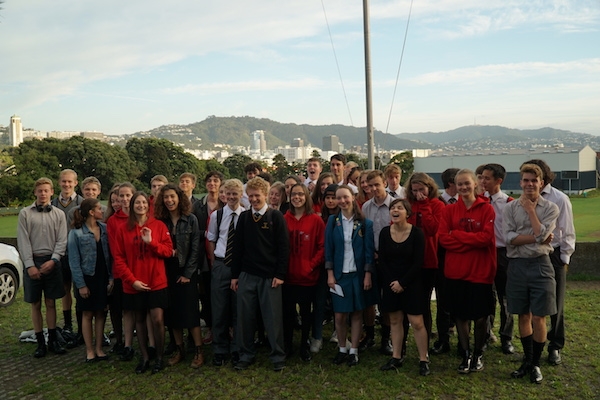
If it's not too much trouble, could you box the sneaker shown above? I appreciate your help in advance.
[470,352,484,372]
[329,330,338,344]
[102,333,111,347]
[310,338,323,353]
[419,361,431,376]
[212,353,227,367]
[202,329,213,345]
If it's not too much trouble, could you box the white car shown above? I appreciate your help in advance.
[0,243,23,307]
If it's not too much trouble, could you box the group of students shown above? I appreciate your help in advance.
[17,153,574,383]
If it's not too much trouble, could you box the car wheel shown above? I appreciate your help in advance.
[0,266,18,307]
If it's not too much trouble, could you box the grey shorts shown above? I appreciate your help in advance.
[507,255,557,317]
[23,256,66,303]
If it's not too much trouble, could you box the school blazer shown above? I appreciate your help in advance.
[324,213,375,281]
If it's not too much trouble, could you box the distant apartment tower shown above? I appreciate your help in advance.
[291,138,304,148]
[322,135,339,152]
[251,130,267,152]
[9,115,23,147]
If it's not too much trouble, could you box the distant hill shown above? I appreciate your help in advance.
[128,116,428,150]
[395,125,600,150]
[125,117,599,152]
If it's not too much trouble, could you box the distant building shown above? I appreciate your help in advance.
[80,131,104,140]
[291,138,304,148]
[414,145,598,194]
[9,115,23,147]
[251,130,267,152]
[323,135,339,152]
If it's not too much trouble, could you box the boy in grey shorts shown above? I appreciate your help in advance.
[502,164,559,384]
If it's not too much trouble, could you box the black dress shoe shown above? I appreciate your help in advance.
[233,358,255,371]
[300,345,312,362]
[231,351,240,365]
[85,357,97,363]
[34,344,47,358]
[212,353,227,367]
[135,359,150,374]
[419,361,431,376]
[347,353,359,367]
[511,362,532,378]
[430,341,450,355]
[147,346,157,361]
[273,361,286,372]
[96,355,109,361]
[332,352,348,365]
[358,337,375,351]
[530,365,543,384]
[151,359,164,374]
[501,340,515,355]
[380,357,403,371]
[48,341,67,355]
[110,342,125,355]
[548,349,562,365]
[120,346,135,361]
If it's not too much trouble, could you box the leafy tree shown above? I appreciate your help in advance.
[223,153,253,181]
[388,151,414,184]
[272,153,292,182]
[126,138,202,189]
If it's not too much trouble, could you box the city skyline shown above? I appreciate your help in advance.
[1,1,599,136]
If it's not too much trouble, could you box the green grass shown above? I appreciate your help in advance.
[0,214,18,237]
[1,281,599,399]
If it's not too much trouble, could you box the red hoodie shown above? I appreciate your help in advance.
[438,196,496,284]
[107,210,128,264]
[283,212,325,286]
[112,217,172,294]
[407,197,445,269]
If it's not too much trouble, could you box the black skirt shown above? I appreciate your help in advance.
[165,257,201,329]
[75,241,109,312]
[446,279,494,320]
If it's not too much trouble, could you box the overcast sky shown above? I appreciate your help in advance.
[1,0,599,137]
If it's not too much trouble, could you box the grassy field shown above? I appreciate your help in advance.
[2,194,600,241]
[0,281,598,399]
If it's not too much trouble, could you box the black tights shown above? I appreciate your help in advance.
[456,317,487,352]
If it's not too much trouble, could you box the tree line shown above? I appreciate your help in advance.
[0,137,413,207]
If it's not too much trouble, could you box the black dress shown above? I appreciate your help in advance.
[165,234,201,329]
[75,240,108,312]
[378,225,426,315]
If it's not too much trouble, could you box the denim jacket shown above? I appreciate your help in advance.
[68,222,112,289]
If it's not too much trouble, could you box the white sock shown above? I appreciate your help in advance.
[349,348,358,355]
[339,347,348,354]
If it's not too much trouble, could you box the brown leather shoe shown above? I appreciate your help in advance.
[190,350,204,369]
[168,345,185,366]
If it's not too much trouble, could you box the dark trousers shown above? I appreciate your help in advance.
[548,247,567,351]
[493,247,514,340]
[236,272,285,364]
[282,284,316,351]
[211,259,237,355]
[434,253,453,344]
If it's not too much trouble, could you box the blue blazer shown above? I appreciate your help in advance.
[325,213,375,281]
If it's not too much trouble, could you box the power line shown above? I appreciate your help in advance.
[321,0,354,127]
[385,0,413,135]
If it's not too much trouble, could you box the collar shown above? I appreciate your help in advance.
[60,192,77,203]
[252,204,268,216]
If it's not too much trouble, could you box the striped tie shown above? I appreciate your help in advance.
[224,214,236,266]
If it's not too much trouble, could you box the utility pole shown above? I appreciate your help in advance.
[363,0,375,169]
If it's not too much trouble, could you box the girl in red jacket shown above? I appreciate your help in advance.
[283,183,325,362]
[113,191,173,375]
[438,169,496,374]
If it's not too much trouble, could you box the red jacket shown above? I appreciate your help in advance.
[407,197,445,269]
[112,217,172,294]
[283,212,325,286]
[107,210,128,262]
[438,196,496,284]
